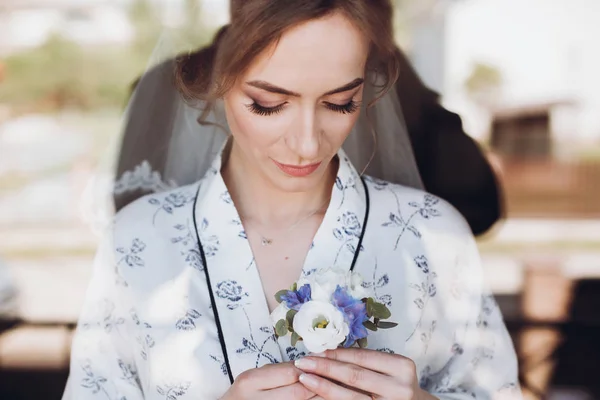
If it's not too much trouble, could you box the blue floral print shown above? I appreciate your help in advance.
[198,218,220,258]
[65,149,520,400]
[210,354,228,377]
[285,347,307,361]
[118,359,139,387]
[333,211,364,263]
[156,381,191,400]
[116,239,146,268]
[171,221,204,271]
[382,192,441,249]
[176,309,202,331]
[80,360,108,396]
[216,280,249,307]
[101,300,125,334]
[376,347,395,354]
[364,175,389,191]
[130,309,154,361]
[149,190,194,225]
[407,255,438,342]
[236,307,279,367]
[362,261,392,306]
[335,175,357,208]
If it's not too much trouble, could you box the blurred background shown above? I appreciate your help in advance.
[0,0,598,399]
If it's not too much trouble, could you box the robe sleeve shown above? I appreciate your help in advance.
[62,225,144,400]
[422,209,522,400]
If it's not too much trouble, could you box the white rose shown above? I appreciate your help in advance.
[348,272,369,299]
[298,268,349,302]
[293,301,350,353]
[271,302,289,327]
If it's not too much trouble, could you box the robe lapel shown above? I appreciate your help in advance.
[193,153,283,383]
[275,150,369,360]
[192,148,370,378]
[302,149,368,276]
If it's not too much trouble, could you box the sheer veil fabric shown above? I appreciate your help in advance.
[107,34,424,224]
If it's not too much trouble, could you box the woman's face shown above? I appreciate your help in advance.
[223,11,370,192]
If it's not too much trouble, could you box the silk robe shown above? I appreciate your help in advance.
[63,149,521,400]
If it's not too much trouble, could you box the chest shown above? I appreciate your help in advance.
[245,219,323,313]
[127,219,450,399]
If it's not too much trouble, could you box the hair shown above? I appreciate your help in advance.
[174,0,400,118]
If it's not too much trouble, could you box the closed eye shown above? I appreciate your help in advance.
[324,100,361,114]
[245,99,361,116]
[245,102,286,116]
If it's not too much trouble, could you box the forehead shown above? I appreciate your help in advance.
[242,12,370,94]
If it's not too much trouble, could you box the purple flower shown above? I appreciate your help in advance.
[280,284,312,311]
[331,286,369,347]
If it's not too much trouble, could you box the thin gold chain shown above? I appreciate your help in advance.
[241,196,331,246]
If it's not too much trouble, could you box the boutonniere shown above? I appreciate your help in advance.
[271,268,397,353]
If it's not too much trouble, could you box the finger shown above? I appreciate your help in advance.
[299,373,371,400]
[265,382,316,400]
[236,362,302,390]
[295,356,396,396]
[322,348,414,379]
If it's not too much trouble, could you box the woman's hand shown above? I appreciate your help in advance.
[220,362,317,400]
[294,348,438,400]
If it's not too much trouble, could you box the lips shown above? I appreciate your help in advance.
[272,159,322,177]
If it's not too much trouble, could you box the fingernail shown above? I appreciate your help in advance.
[310,352,327,358]
[299,373,319,387]
[295,358,317,370]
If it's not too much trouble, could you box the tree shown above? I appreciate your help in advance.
[128,0,163,59]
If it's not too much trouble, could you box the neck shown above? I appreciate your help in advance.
[221,140,336,227]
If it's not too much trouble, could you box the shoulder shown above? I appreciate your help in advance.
[363,175,472,240]
[113,182,200,242]
[105,182,202,287]
[362,176,484,297]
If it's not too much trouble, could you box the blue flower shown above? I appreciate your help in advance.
[331,286,368,347]
[280,284,312,311]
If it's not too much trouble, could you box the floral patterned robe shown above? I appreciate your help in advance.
[63,148,521,400]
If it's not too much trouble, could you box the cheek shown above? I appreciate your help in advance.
[319,110,361,144]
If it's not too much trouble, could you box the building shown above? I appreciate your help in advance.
[443,0,600,148]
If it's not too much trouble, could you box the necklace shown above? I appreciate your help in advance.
[242,197,331,246]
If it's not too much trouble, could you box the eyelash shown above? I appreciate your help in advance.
[246,100,360,116]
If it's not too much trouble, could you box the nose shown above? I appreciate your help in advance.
[286,106,321,161]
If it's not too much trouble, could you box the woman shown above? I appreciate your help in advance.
[64,1,520,399]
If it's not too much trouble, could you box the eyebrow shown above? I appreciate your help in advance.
[245,78,365,97]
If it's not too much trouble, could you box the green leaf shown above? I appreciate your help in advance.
[366,297,375,318]
[377,321,398,329]
[286,309,298,331]
[290,282,298,292]
[275,290,289,303]
[363,320,378,331]
[275,319,288,337]
[357,337,368,348]
[291,332,302,347]
[371,302,391,319]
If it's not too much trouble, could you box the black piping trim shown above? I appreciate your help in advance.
[192,183,235,385]
[192,176,370,383]
[350,177,370,272]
